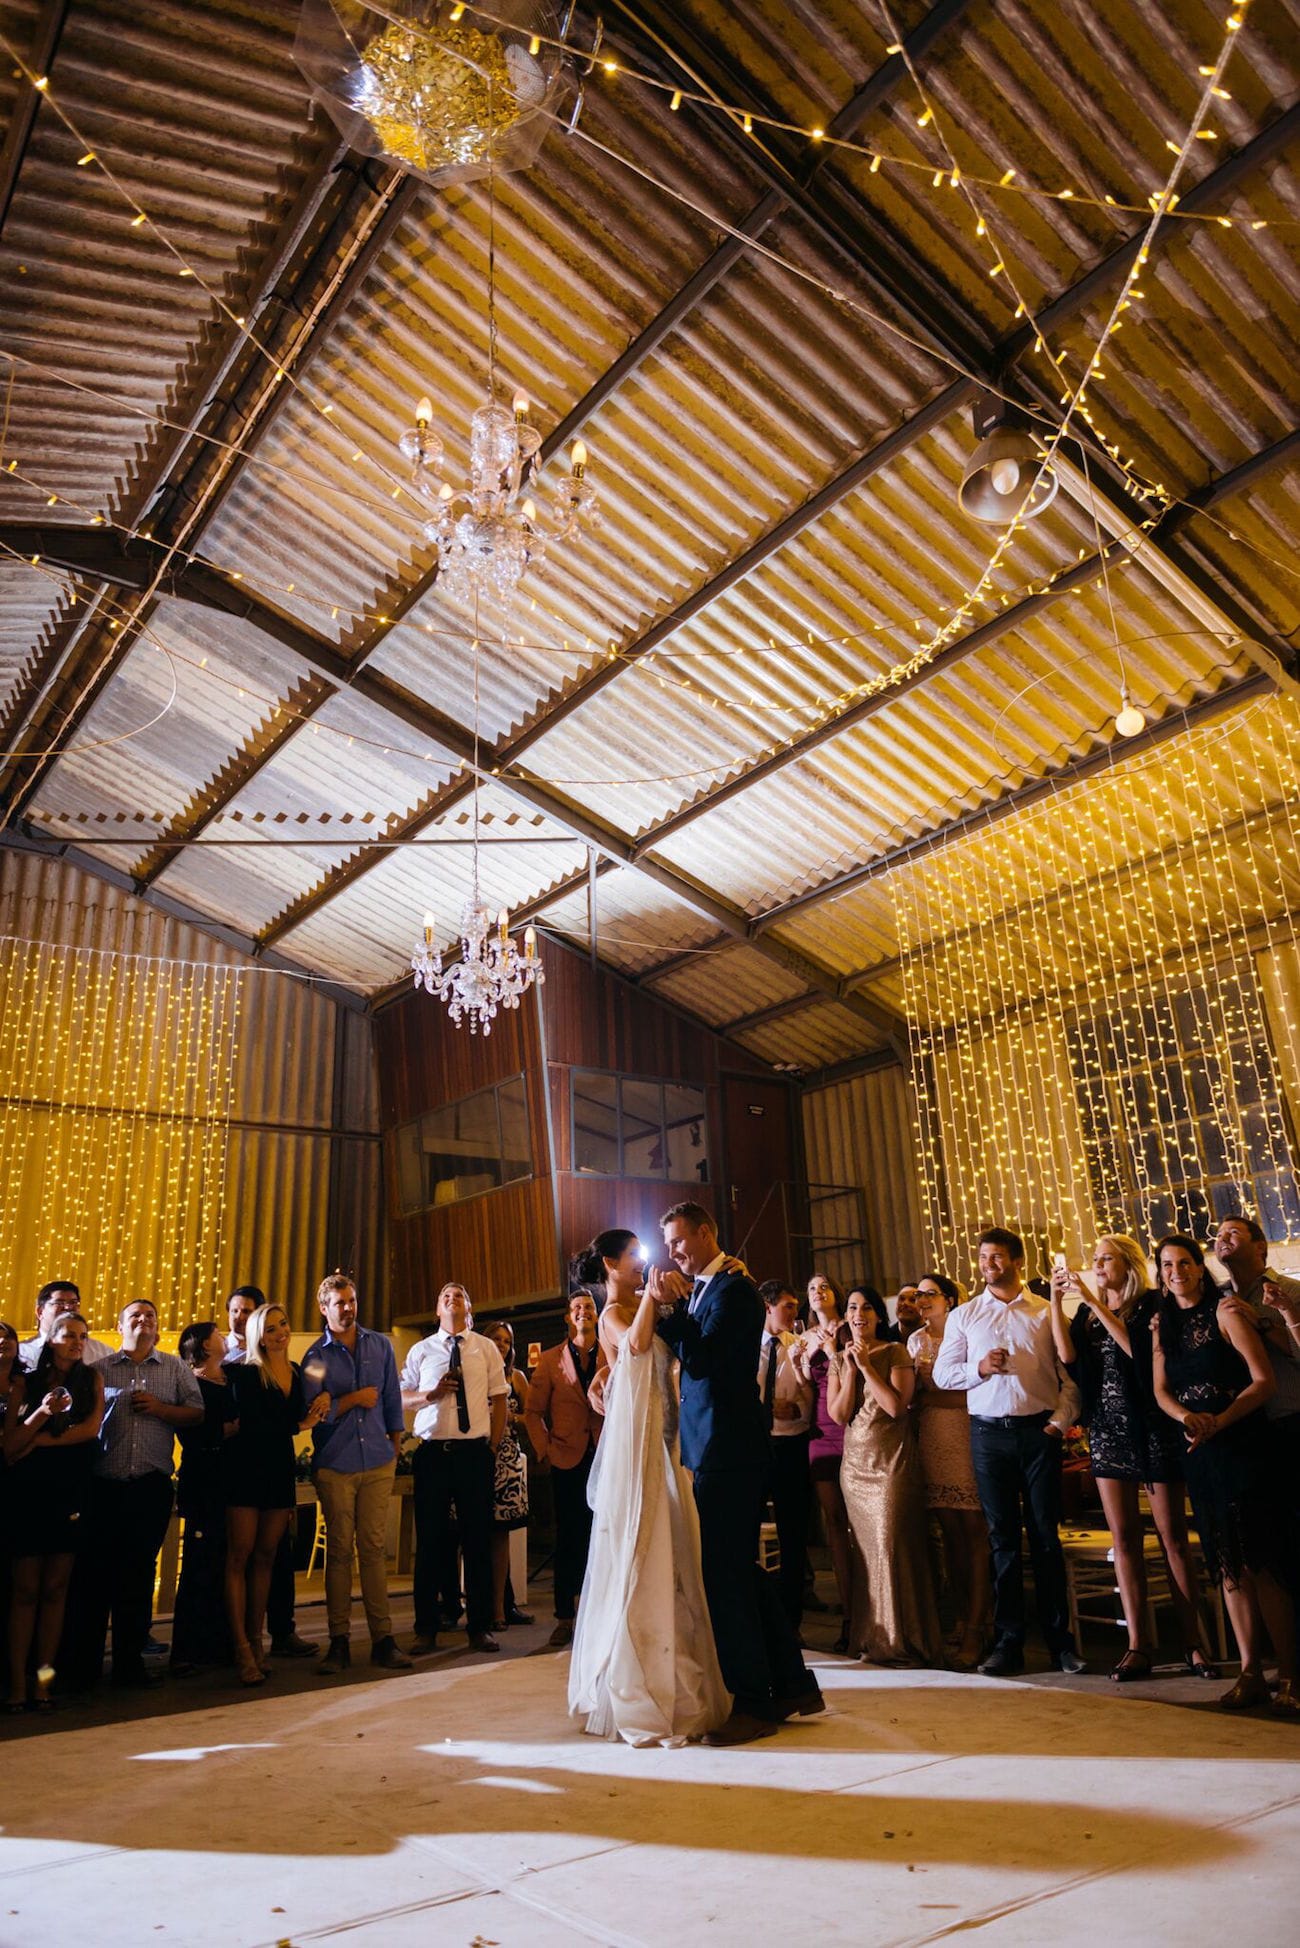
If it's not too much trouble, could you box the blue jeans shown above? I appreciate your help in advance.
[970,1414,1074,1654]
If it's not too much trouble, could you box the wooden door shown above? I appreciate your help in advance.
[719,1074,799,1286]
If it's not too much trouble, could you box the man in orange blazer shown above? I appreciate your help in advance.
[525,1291,607,1648]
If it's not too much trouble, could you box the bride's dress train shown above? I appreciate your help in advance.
[568,1337,731,1746]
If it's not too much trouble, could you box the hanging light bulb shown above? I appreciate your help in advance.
[1116,695,1146,738]
[958,396,1058,523]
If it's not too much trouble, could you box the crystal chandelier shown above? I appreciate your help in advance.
[399,393,596,606]
[395,149,597,607]
[409,601,544,1031]
[410,891,542,1033]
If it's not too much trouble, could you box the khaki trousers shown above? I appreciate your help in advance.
[314,1461,397,1640]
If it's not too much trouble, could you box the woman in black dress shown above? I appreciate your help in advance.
[486,1321,532,1631]
[1150,1233,1296,1714]
[1050,1233,1217,1682]
[224,1304,329,1685]
[170,1321,238,1675]
[4,1314,104,1711]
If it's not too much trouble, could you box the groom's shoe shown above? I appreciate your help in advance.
[771,1685,826,1721]
[548,1621,574,1648]
[703,1711,779,1748]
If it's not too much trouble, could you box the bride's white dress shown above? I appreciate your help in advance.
[568,1336,731,1745]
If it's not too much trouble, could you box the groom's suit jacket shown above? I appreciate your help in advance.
[657,1266,769,1475]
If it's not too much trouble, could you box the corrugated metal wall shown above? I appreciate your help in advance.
[800,1063,928,1295]
[0,849,382,1333]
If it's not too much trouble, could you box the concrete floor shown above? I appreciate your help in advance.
[1,1593,1298,1948]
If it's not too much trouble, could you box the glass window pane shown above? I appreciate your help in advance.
[423,1089,502,1204]
[573,1071,619,1174]
[498,1076,532,1183]
[663,1084,709,1183]
[621,1077,664,1177]
[1230,1054,1266,1107]
[394,1120,425,1214]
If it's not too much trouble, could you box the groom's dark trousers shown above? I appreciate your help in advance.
[659,1266,820,1718]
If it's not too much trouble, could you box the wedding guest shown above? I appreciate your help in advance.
[303,1275,410,1676]
[485,1321,532,1631]
[5,1315,104,1710]
[525,1292,607,1648]
[790,1274,852,1651]
[1150,1234,1296,1714]
[1214,1214,1300,1632]
[73,1300,203,1691]
[222,1282,314,1660]
[908,1274,990,1668]
[222,1286,263,1364]
[933,1228,1084,1677]
[170,1322,237,1676]
[0,1320,19,1669]
[758,1281,813,1629]
[1049,1236,1216,1681]
[224,1304,330,1686]
[892,1284,923,1343]
[828,1289,941,1665]
[850,1282,898,1342]
[21,1281,113,1364]
[401,1283,508,1656]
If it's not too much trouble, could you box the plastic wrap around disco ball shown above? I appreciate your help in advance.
[295,1,569,187]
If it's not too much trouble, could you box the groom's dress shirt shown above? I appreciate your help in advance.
[932,1288,1078,1431]
[689,1251,728,1311]
[401,1328,507,1441]
[758,1330,812,1437]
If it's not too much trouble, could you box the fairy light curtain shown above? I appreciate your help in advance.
[0,939,242,1329]
[893,692,1300,1275]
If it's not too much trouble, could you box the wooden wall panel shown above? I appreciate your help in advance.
[541,944,769,1082]
[376,984,557,1319]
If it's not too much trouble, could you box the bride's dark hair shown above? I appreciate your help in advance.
[571,1227,638,1289]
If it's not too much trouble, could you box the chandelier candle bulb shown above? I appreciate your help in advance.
[524,926,537,960]
[498,908,510,946]
[571,441,587,478]
[513,390,529,419]
[416,397,433,427]
[423,912,434,947]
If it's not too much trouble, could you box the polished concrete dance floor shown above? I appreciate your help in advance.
[2,1640,1298,1946]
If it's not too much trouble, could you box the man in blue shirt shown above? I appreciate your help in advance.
[302,1274,410,1675]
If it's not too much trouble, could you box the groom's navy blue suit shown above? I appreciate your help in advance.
[658,1264,820,1718]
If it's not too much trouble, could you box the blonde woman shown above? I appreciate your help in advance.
[224,1304,329,1685]
[1050,1235,1215,1682]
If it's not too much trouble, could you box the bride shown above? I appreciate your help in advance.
[567,1227,731,1746]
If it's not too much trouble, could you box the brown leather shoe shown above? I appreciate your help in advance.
[467,1632,501,1654]
[771,1687,825,1721]
[548,1621,574,1648]
[702,1712,779,1747]
[1271,1678,1300,1718]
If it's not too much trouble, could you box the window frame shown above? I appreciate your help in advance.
[569,1066,710,1182]
[392,1073,534,1215]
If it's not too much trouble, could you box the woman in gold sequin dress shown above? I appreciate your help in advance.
[828,1291,942,1667]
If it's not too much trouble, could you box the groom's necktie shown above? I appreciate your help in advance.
[689,1277,707,1314]
[762,1336,779,1431]
[448,1335,471,1434]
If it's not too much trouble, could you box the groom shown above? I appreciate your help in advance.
[653,1201,824,1745]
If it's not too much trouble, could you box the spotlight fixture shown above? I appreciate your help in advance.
[958,395,1059,523]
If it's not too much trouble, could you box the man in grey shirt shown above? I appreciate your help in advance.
[71,1300,203,1690]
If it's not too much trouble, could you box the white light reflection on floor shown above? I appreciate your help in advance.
[130,1742,280,1762]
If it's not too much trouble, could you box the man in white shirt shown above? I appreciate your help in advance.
[758,1281,813,1629]
[933,1226,1084,1678]
[400,1282,508,1656]
[21,1279,114,1364]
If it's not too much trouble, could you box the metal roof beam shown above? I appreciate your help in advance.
[0,825,369,1011]
[0,0,70,240]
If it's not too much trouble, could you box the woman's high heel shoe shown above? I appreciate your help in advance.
[1184,1647,1221,1681]
[234,1642,266,1687]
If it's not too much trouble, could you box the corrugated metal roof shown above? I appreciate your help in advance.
[2,0,1297,1054]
